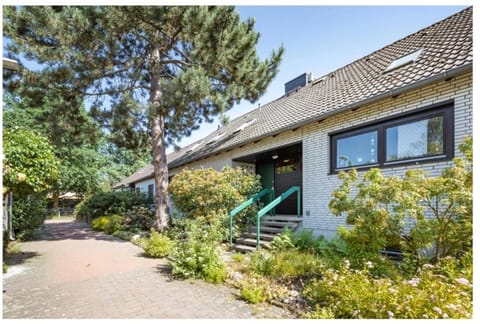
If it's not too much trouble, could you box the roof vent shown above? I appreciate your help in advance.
[285,72,313,94]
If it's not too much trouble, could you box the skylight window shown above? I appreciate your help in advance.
[385,49,423,73]
[233,119,257,134]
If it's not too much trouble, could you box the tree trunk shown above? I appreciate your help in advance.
[150,44,169,232]
[151,116,170,232]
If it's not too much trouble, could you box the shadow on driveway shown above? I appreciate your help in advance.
[4,251,40,267]
[37,220,129,243]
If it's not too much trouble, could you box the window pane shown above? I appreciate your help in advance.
[386,116,443,161]
[336,131,378,168]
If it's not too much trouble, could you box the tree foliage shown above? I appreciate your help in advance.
[169,167,261,225]
[329,137,473,265]
[4,6,283,231]
[3,129,59,195]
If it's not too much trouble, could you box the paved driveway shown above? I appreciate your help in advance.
[3,219,291,319]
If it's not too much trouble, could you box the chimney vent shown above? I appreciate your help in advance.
[285,72,313,94]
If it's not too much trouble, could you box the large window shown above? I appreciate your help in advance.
[330,102,453,172]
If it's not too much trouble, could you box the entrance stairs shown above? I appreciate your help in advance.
[232,215,302,253]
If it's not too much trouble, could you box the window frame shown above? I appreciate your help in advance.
[330,101,454,173]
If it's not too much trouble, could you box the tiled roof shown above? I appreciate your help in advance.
[111,164,154,189]
[167,7,472,169]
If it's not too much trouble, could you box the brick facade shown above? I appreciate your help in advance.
[170,72,472,238]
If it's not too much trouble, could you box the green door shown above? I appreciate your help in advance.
[256,162,274,207]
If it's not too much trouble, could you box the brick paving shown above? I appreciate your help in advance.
[2,219,292,319]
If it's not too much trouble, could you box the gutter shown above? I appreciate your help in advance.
[169,64,472,169]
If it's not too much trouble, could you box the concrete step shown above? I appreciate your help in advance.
[242,232,277,241]
[235,237,271,248]
[232,244,257,253]
[260,220,298,228]
[249,226,285,234]
[262,215,303,222]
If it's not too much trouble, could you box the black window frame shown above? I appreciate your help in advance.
[330,101,454,173]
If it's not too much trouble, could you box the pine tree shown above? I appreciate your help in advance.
[4,6,283,230]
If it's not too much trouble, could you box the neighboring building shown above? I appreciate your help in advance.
[113,7,472,239]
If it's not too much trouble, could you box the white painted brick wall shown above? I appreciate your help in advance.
[170,73,472,238]
[134,178,155,194]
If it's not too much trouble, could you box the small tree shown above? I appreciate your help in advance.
[3,129,59,195]
[3,129,59,238]
[169,167,261,225]
[329,138,472,264]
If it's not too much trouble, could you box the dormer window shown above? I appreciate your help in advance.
[385,49,423,73]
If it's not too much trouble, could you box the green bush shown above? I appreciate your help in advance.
[168,220,227,284]
[92,216,110,231]
[12,193,48,240]
[105,215,124,234]
[91,215,125,234]
[75,191,148,223]
[329,137,473,265]
[240,280,267,304]
[304,262,472,319]
[144,229,174,258]
[248,250,322,279]
[3,262,8,273]
[271,228,325,253]
[123,206,154,232]
[169,167,261,231]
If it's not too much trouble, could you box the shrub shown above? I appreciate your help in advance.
[3,262,8,273]
[329,138,473,265]
[12,193,48,240]
[304,262,472,319]
[169,167,261,232]
[248,250,322,279]
[122,206,154,232]
[168,220,227,284]
[91,215,125,234]
[231,253,246,263]
[240,279,267,304]
[75,191,148,223]
[144,229,174,258]
[112,230,133,241]
[105,215,125,234]
[91,216,110,232]
[272,228,326,253]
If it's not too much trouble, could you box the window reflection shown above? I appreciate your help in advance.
[336,131,378,168]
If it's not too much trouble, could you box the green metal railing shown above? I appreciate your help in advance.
[255,185,301,248]
[229,188,274,245]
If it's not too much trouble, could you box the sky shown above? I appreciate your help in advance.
[168,5,468,153]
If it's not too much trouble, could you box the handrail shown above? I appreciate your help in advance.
[229,188,274,245]
[256,185,301,248]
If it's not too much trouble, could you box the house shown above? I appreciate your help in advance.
[113,7,472,243]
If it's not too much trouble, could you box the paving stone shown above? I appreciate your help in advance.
[3,219,293,319]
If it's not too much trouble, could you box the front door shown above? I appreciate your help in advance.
[274,155,302,215]
[256,162,274,207]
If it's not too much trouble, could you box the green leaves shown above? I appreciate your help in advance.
[329,137,473,264]
[3,129,59,194]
